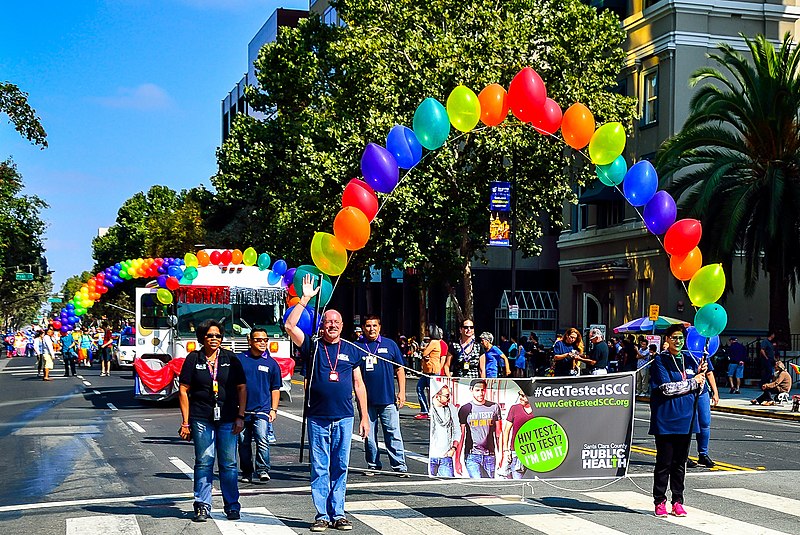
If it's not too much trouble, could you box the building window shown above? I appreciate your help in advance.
[641,67,658,125]
[597,200,625,229]
[324,6,339,25]
[638,279,651,318]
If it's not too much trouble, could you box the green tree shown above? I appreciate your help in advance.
[215,0,635,322]
[1,82,47,148]
[657,33,800,342]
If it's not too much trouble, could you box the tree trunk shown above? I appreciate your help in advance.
[460,229,474,321]
[418,283,428,342]
[766,258,791,347]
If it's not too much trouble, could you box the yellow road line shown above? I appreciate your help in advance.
[630,445,755,472]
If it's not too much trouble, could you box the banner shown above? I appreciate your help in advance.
[427,373,634,480]
[489,181,511,246]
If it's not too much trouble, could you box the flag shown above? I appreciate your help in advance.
[789,362,800,376]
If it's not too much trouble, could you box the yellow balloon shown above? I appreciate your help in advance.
[687,264,726,307]
[310,232,348,276]
[243,247,258,266]
[184,252,198,268]
[446,85,481,133]
[588,122,626,165]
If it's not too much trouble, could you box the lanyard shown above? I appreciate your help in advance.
[458,338,474,361]
[366,336,381,357]
[207,348,221,396]
[669,351,686,381]
[322,341,340,372]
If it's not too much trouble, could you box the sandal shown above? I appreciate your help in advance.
[750,399,759,405]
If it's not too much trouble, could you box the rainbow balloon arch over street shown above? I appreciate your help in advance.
[58,66,728,351]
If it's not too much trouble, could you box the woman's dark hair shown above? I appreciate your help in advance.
[196,319,224,343]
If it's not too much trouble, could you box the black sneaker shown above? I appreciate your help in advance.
[226,510,241,521]
[729,387,735,394]
[698,454,716,468]
[333,518,353,531]
[310,519,329,532]
[259,472,271,482]
[193,502,209,522]
[686,458,698,468]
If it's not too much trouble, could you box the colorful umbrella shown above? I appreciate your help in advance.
[613,315,690,334]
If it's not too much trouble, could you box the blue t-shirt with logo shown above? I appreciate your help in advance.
[357,336,405,406]
[237,351,282,419]
[484,345,504,378]
[300,336,362,419]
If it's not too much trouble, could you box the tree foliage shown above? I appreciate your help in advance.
[0,82,48,148]
[214,0,635,317]
[657,33,800,341]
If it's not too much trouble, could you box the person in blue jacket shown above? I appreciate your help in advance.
[649,324,708,519]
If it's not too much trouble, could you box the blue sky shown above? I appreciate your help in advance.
[0,0,308,290]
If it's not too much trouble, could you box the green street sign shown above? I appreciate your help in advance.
[48,298,62,303]
[15,273,34,281]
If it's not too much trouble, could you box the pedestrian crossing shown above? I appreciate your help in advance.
[59,486,799,534]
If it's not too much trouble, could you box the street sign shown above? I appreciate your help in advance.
[648,304,660,321]
[15,272,33,281]
[508,304,519,320]
[48,298,62,303]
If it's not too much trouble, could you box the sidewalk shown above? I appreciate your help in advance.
[638,385,800,421]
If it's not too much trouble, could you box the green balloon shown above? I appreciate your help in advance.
[413,97,450,150]
[243,247,258,266]
[694,303,727,337]
[589,122,627,166]
[183,266,198,281]
[446,85,481,133]
[687,264,726,307]
[596,155,627,186]
[157,288,174,305]
[293,264,333,308]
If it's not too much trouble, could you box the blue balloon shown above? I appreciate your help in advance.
[643,190,677,235]
[282,305,321,337]
[623,160,658,207]
[267,271,283,285]
[361,143,399,193]
[685,326,720,359]
[386,125,423,169]
[272,259,288,276]
[167,265,183,278]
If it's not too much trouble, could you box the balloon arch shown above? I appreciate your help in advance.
[58,67,728,349]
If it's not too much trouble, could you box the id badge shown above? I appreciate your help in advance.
[365,356,374,371]
[213,406,221,421]
[329,371,339,382]
[463,361,470,370]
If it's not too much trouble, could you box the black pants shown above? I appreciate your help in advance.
[653,434,691,505]
[64,356,77,376]
[756,388,779,403]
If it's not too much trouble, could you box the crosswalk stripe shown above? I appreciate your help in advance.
[66,514,142,535]
[211,507,295,534]
[584,490,786,535]
[169,456,194,479]
[348,499,465,534]
[698,487,800,517]
[468,495,626,534]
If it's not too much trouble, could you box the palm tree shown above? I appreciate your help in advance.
[656,33,800,344]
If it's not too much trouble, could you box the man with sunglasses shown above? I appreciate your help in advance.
[236,328,282,484]
[444,320,481,378]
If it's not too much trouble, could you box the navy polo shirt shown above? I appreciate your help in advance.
[237,350,282,419]
[300,336,362,419]
[649,350,701,435]
[357,336,405,406]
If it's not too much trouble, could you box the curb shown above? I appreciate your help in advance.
[636,396,800,422]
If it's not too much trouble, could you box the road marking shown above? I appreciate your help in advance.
[585,490,786,535]
[468,495,626,534]
[76,375,84,379]
[107,403,118,411]
[169,456,194,479]
[66,514,142,535]
[698,488,800,517]
[13,425,101,436]
[127,421,146,433]
[93,390,101,395]
[348,499,465,534]
[211,507,295,534]
[83,380,92,386]
[629,445,755,472]
[744,434,763,439]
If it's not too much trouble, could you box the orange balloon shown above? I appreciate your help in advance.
[561,103,595,150]
[231,248,243,265]
[197,250,210,267]
[670,247,703,281]
[333,206,371,250]
[287,296,300,307]
[478,83,509,127]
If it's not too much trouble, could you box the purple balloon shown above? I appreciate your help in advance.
[157,275,168,288]
[643,190,677,235]
[361,143,399,193]
[283,267,296,286]
[623,160,658,207]
[386,125,423,169]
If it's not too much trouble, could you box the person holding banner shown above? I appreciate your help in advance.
[429,383,459,477]
[649,324,707,518]
[455,378,502,478]
[284,275,370,532]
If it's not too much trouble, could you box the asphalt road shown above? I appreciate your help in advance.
[0,356,798,534]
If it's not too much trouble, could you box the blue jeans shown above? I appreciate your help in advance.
[365,404,407,471]
[308,416,353,522]
[465,452,496,479]
[696,392,711,456]
[429,457,454,477]
[416,376,429,414]
[238,417,270,476]
[191,419,240,513]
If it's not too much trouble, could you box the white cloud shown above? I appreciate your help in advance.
[94,83,173,110]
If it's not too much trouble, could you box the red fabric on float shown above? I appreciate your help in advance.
[274,356,295,379]
[134,357,185,391]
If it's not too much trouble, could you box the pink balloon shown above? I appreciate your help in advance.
[531,98,563,135]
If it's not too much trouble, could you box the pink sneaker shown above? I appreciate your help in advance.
[671,503,687,517]
[413,413,429,420]
[654,501,668,517]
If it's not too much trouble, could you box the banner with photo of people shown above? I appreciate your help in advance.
[427,373,635,480]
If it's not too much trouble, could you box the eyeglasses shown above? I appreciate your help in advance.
[205,333,223,339]
[670,335,685,341]
[251,338,268,343]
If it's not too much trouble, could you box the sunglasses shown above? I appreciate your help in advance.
[205,333,223,339]
[251,338,268,342]
[462,325,474,330]
[670,335,685,340]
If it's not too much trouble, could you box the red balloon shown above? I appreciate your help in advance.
[52,320,62,330]
[288,284,298,298]
[664,219,702,257]
[220,249,232,266]
[210,250,222,265]
[166,276,180,290]
[342,179,379,222]
[507,67,547,123]
[531,98,563,135]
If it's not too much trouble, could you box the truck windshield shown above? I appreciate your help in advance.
[140,293,173,329]
[175,302,284,338]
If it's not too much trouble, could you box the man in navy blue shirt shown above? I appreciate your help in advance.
[285,274,369,532]
[358,314,409,476]
[237,328,282,483]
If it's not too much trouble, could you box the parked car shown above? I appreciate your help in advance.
[113,332,137,369]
